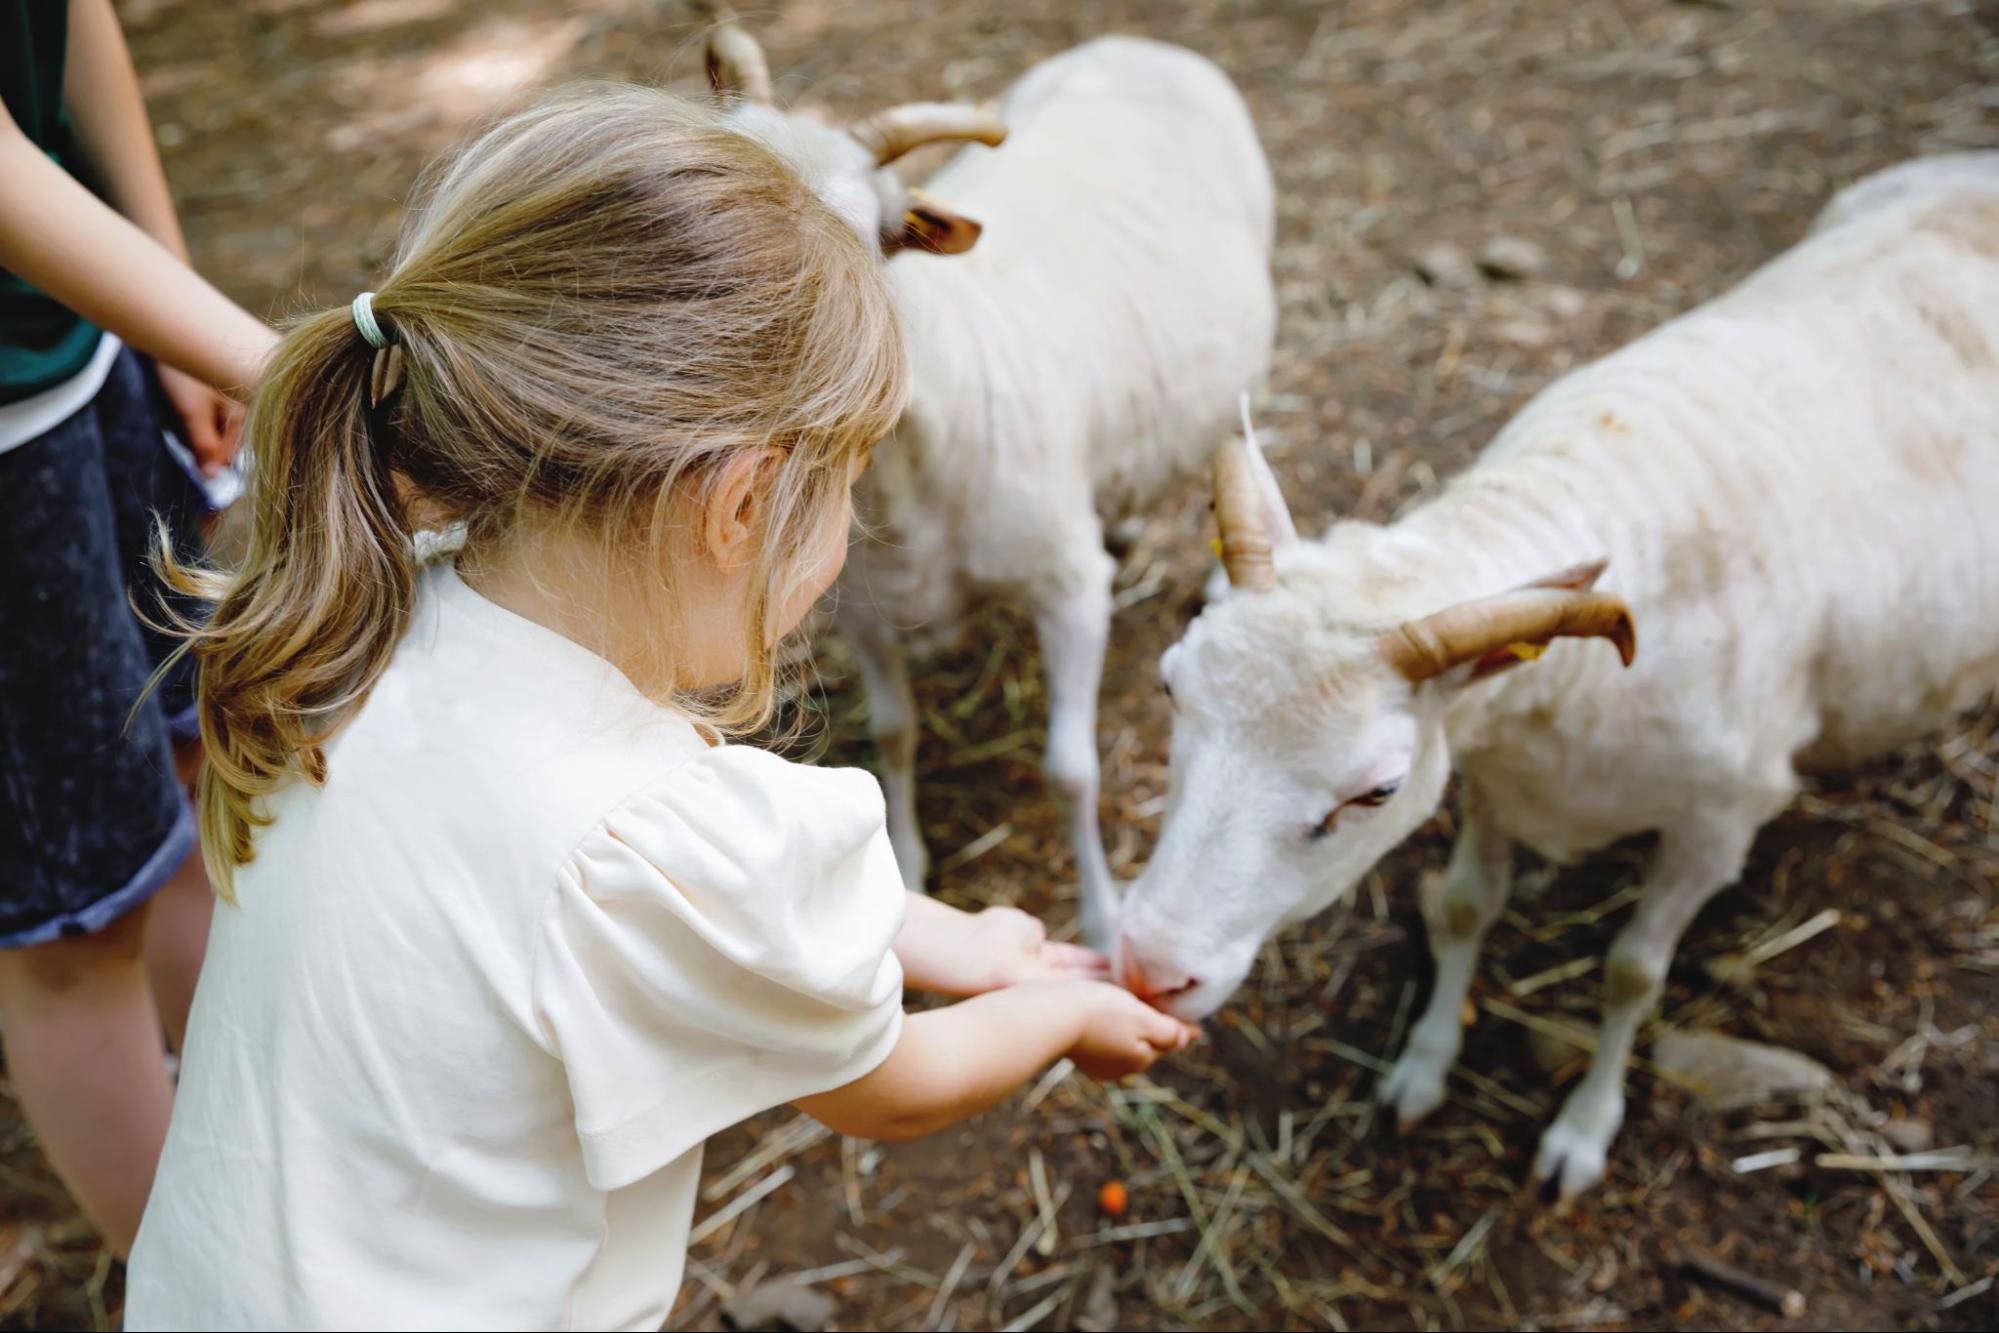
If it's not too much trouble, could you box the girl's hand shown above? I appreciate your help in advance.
[156,363,245,475]
[977,906,1110,990]
[1067,982,1199,1081]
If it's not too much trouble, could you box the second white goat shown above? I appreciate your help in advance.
[709,20,1278,946]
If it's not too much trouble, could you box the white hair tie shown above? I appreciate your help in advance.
[350,291,388,350]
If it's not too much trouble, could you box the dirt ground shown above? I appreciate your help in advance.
[3,1,1997,1328]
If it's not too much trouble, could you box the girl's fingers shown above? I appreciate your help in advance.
[1140,1007,1189,1046]
[1045,942,1110,975]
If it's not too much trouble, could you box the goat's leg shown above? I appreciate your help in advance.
[1379,784,1513,1129]
[1532,810,1766,1203]
[837,596,927,892]
[1032,548,1120,952]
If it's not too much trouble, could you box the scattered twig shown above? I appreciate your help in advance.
[689,1165,793,1247]
[1680,1246,1805,1319]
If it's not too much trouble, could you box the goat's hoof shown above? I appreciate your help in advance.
[1531,1117,1613,1206]
[1376,1053,1448,1132]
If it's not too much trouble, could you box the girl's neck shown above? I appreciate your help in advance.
[457,545,622,663]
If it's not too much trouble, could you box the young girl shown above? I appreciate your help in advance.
[124,86,1192,1329]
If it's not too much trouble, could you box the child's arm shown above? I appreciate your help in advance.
[0,22,273,410]
[895,894,1109,997]
[55,0,274,471]
[792,980,1194,1142]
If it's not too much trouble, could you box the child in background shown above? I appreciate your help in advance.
[125,85,1193,1330]
[0,0,275,1256]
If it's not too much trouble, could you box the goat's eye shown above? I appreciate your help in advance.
[1351,780,1402,808]
[1162,680,1175,703]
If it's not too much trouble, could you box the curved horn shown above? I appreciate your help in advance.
[849,103,1007,166]
[1379,586,1637,682]
[705,13,773,104]
[1213,437,1277,593]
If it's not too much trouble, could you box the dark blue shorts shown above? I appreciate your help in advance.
[0,348,208,949]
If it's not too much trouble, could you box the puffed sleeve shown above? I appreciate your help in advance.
[531,745,907,1191]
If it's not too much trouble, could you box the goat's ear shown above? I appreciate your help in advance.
[889,192,983,256]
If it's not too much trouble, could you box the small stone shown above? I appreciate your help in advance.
[1412,242,1476,288]
[1652,1028,1834,1111]
[1494,317,1553,348]
[1881,1116,1933,1153]
[1540,284,1590,320]
[1478,235,1551,280]
[721,1278,837,1332]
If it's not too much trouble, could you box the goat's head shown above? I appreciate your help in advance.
[1117,418,1635,1020]
[704,10,1003,257]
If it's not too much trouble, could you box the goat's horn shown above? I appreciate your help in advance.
[1213,437,1277,593]
[1379,587,1636,682]
[705,10,773,105]
[849,103,1007,167]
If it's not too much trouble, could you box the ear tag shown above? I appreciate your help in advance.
[1471,638,1550,679]
[1209,536,1224,559]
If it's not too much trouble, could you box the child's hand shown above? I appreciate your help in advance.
[976,906,1110,990]
[157,364,245,475]
[1066,982,1199,1081]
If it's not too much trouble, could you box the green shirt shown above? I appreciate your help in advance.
[2,1,104,406]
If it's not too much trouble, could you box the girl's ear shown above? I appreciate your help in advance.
[700,447,785,573]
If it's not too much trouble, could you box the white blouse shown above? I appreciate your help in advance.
[127,564,906,1331]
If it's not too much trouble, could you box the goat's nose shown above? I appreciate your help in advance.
[1118,938,1197,1003]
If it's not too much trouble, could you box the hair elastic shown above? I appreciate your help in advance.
[350,291,388,350]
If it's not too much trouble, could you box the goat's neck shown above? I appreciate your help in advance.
[1321,463,1609,739]
[1331,463,1602,612]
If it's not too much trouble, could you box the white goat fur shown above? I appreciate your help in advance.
[1118,155,1999,1201]
[732,38,1277,946]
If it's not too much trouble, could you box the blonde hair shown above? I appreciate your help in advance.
[162,85,908,895]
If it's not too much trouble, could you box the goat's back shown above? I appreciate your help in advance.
[870,37,1277,592]
[1454,155,1999,784]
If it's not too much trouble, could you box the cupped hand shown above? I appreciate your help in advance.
[1067,982,1200,1080]
[977,906,1111,990]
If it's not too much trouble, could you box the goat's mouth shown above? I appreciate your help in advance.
[1153,976,1234,1023]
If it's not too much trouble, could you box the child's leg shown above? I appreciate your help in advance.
[145,742,214,1054]
[0,904,175,1256]
[0,349,207,1252]
[143,848,212,1055]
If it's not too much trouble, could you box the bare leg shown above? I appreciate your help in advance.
[0,904,174,1256]
[1031,548,1120,951]
[1379,785,1513,1129]
[837,597,927,892]
[144,852,212,1054]
[1532,810,1766,1202]
[143,740,213,1054]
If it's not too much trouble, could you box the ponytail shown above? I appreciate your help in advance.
[157,306,415,899]
[154,85,907,898]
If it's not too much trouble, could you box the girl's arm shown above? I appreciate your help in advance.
[54,0,274,469]
[63,0,187,262]
[0,5,275,409]
[793,980,1195,1142]
[0,111,271,396]
[895,894,1109,997]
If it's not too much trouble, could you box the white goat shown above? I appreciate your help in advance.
[706,19,1278,947]
[1116,154,1999,1201]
